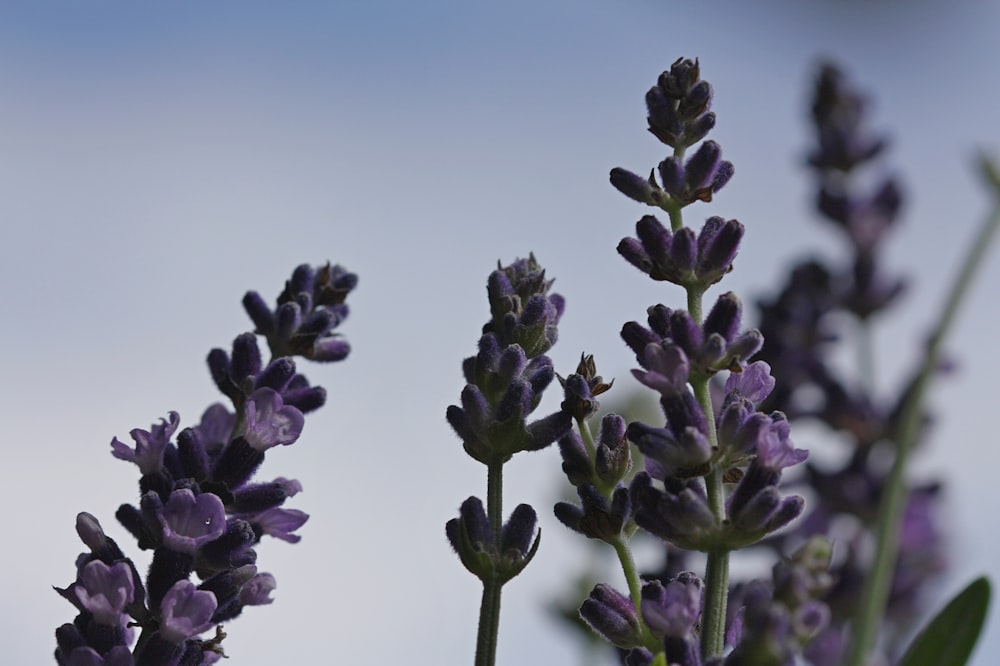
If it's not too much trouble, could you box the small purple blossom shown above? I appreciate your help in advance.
[243,387,305,451]
[246,506,309,543]
[74,561,134,627]
[641,573,703,639]
[110,412,179,475]
[239,572,276,606]
[158,580,218,644]
[157,489,226,554]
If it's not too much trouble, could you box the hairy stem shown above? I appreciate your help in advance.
[475,460,505,666]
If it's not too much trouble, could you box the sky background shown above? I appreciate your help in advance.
[3,1,999,664]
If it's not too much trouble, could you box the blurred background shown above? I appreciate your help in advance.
[2,1,998,663]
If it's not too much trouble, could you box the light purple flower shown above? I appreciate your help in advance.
[757,413,808,471]
[159,580,218,643]
[74,561,134,626]
[724,360,776,404]
[248,507,309,543]
[243,388,304,451]
[631,343,690,397]
[195,403,236,454]
[158,489,226,554]
[110,412,179,475]
[239,572,276,606]
[641,573,704,638]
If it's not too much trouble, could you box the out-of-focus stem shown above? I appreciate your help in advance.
[846,156,1000,666]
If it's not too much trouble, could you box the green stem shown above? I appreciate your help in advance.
[702,548,731,658]
[689,282,728,658]
[845,156,1000,666]
[612,537,644,617]
[475,577,502,666]
[475,460,505,666]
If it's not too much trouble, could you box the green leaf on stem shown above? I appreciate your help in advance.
[897,576,991,666]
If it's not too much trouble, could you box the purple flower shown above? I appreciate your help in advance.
[641,573,703,638]
[157,489,226,554]
[159,580,218,643]
[724,361,776,405]
[239,572,276,606]
[243,387,304,451]
[247,507,309,543]
[193,403,235,455]
[110,412,179,475]
[74,561,134,626]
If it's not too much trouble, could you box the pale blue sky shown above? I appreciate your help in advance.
[3,2,999,664]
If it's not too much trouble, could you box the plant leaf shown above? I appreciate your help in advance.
[898,576,991,666]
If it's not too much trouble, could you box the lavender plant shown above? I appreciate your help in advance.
[451,57,997,666]
[53,263,356,666]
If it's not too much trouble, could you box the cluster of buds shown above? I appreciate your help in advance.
[54,263,356,666]
[446,255,573,580]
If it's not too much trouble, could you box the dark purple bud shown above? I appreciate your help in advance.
[207,348,234,398]
[658,157,685,199]
[636,214,673,267]
[525,410,573,451]
[686,112,716,146]
[288,263,316,296]
[621,321,660,359]
[610,167,661,205]
[275,301,303,345]
[75,513,125,563]
[680,80,712,117]
[497,346,528,385]
[595,414,632,485]
[458,496,493,551]
[199,518,258,571]
[230,333,262,388]
[618,237,652,275]
[309,336,351,362]
[669,227,698,276]
[231,481,291,514]
[704,292,742,343]
[242,291,275,336]
[558,431,594,487]
[501,503,537,557]
[668,310,703,357]
[177,428,209,481]
[685,140,723,191]
[447,497,497,582]
[255,357,297,393]
[580,584,643,649]
[280,381,326,414]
